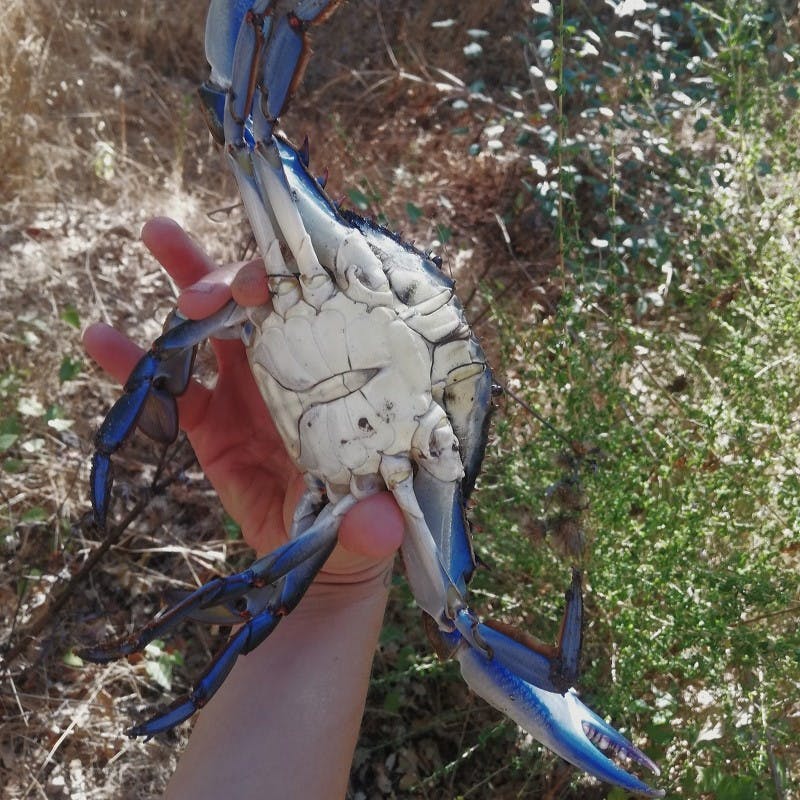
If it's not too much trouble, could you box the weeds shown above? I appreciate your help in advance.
[472,1,800,796]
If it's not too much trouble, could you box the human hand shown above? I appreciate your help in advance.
[84,217,403,581]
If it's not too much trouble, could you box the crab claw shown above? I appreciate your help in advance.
[458,647,663,796]
[427,571,662,797]
[429,570,664,797]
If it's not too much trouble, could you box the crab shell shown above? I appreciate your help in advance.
[244,138,492,594]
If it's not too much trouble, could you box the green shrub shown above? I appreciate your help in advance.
[471,1,800,795]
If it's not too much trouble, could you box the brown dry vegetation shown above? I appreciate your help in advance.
[1,1,567,798]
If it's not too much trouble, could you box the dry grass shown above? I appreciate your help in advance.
[0,1,561,798]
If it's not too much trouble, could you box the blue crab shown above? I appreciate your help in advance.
[80,0,662,795]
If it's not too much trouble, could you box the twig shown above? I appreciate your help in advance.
[1,450,196,666]
[373,0,399,71]
[740,604,800,625]
[500,384,574,448]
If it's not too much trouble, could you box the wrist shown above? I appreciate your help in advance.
[307,555,394,602]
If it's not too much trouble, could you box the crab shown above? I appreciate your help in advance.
[79,0,662,795]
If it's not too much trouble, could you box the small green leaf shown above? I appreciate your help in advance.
[436,224,452,244]
[145,657,174,691]
[1,416,20,434]
[144,639,165,656]
[379,624,404,645]
[59,356,82,383]
[382,689,402,713]
[18,567,41,598]
[0,433,18,452]
[405,202,423,224]
[22,507,47,522]
[346,188,370,211]
[60,305,81,329]
[63,650,84,668]
[45,404,64,421]
[223,514,242,540]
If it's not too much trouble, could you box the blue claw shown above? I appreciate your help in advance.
[459,648,663,797]
[436,572,662,797]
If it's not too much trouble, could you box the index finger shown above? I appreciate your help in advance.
[141,217,218,289]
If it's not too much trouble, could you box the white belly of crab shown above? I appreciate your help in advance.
[246,290,462,491]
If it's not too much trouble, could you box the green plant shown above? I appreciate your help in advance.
[470,1,800,795]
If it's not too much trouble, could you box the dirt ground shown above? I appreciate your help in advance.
[0,1,593,798]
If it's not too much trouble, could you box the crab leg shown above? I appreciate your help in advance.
[383,449,660,794]
[79,492,357,664]
[91,301,248,526]
[125,496,344,738]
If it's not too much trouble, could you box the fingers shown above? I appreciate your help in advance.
[141,218,219,289]
[338,493,404,560]
[178,259,268,319]
[83,323,147,386]
[142,217,270,320]
[177,261,248,319]
[231,260,270,307]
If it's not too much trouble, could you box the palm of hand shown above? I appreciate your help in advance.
[84,217,402,581]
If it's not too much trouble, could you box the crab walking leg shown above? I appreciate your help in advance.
[287,475,327,539]
[225,148,305,317]
[128,480,331,630]
[381,455,462,627]
[126,500,347,739]
[221,1,339,312]
[91,301,249,526]
[252,140,335,308]
[79,494,358,663]
[215,17,307,316]
[255,139,398,311]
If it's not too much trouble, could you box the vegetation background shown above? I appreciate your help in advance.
[1,0,798,797]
